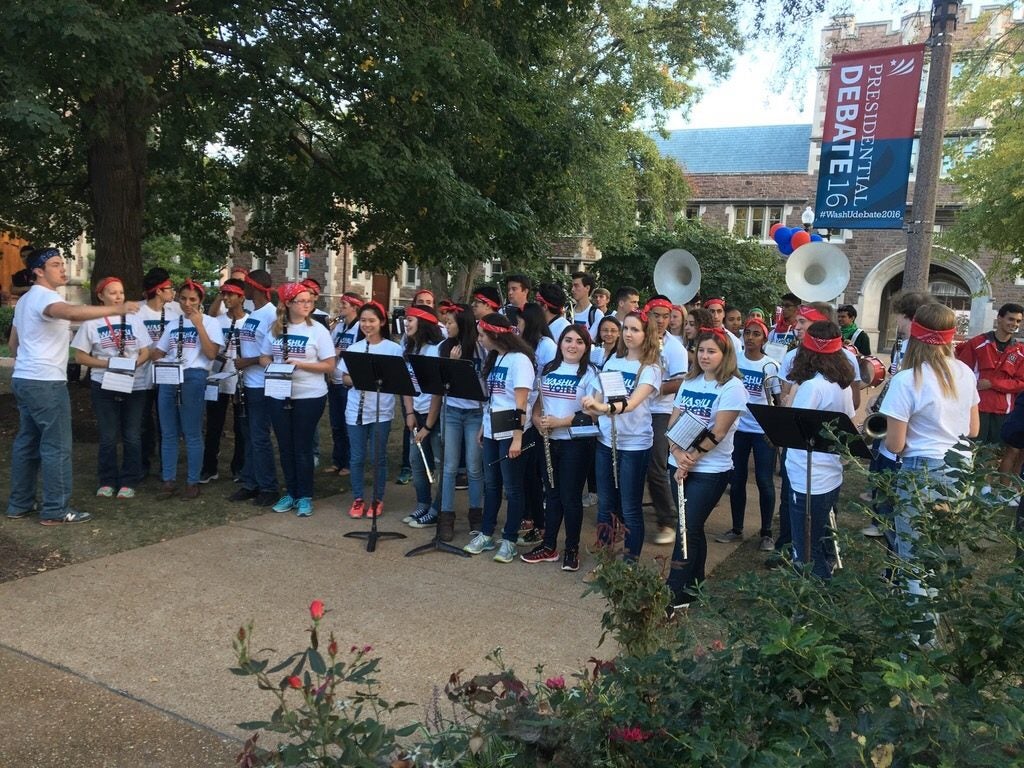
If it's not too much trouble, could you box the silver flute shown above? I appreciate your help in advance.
[677,473,688,560]
[415,439,434,485]
[538,384,554,487]
[610,408,619,489]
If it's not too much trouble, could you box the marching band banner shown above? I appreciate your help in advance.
[813,43,925,230]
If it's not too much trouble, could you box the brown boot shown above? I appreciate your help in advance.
[438,511,455,542]
[468,507,482,536]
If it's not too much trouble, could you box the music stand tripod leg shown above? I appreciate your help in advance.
[406,383,471,558]
[344,376,406,552]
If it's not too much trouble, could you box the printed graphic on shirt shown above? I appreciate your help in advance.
[97,322,141,352]
[542,373,580,401]
[239,316,263,344]
[170,326,201,355]
[334,325,359,353]
[269,334,314,359]
[488,365,509,395]
[738,367,766,399]
[143,318,168,344]
[676,389,717,424]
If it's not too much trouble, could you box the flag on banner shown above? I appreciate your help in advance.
[814,44,925,230]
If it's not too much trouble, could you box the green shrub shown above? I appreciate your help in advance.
[0,306,13,345]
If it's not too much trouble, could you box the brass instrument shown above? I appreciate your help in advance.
[861,332,904,440]
[654,249,701,305]
[785,242,850,302]
[762,361,782,407]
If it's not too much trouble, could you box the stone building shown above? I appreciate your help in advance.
[653,5,1024,351]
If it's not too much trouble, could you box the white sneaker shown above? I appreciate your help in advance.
[860,524,885,538]
[463,533,495,555]
[581,492,598,508]
[653,526,675,545]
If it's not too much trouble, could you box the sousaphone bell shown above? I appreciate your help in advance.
[785,242,849,303]
[654,249,701,306]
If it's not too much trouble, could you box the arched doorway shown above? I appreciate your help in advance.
[856,247,992,352]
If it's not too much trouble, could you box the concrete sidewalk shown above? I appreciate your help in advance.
[0,481,748,766]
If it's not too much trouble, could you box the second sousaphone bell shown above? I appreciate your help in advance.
[785,242,849,303]
[654,249,701,306]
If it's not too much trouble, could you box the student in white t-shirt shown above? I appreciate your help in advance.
[591,315,621,370]
[570,271,604,341]
[325,292,365,475]
[880,303,979,584]
[664,327,747,613]
[720,318,781,550]
[521,325,599,573]
[400,306,446,533]
[258,283,336,518]
[463,313,537,564]
[784,321,856,579]
[71,276,151,500]
[337,301,404,519]
[151,280,224,500]
[582,311,663,563]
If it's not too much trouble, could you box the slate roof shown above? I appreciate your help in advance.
[651,124,812,174]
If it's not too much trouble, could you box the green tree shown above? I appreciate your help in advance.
[592,221,786,312]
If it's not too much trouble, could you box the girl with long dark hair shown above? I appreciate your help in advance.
[784,320,856,578]
[591,315,621,369]
[463,313,536,563]
[337,301,403,519]
[520,325,598,572]
[258,283,336,517]
[664,327,746,613]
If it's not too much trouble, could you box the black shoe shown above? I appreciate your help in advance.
[455,472,469,490]
[228,487,259,502]
[253,490,278,507]
[199,471,219,484]
[561,549,580,572]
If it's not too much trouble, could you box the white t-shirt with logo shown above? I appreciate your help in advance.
[735,353,782,434]
[483,351,535,439]
[136,301,182,346]
[539,362,599,440]
[337,338,404,424]
[71,313,150,390]
[259,320,334,399]
[651,332,689,415]
[573,305,603,342]
[331,320,363,384]
[239,302,278,389]
[880,361,979,461]
[548,315,570,342]
[785,373,855,494]
[12,285,70,382]
[668,375,747,473]
[592,355,662,451]
[155,314,224,371]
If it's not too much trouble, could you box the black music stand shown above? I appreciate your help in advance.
[340,351,417,552]
[748,404,871,565]
[404,355,486,559]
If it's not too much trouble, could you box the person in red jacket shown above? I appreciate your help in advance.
[956,302,1024,482]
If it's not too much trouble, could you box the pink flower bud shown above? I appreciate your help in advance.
[544,676,566,690]
[309,600,325,620]
[287,676,303,689]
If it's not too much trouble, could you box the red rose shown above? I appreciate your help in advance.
[328,639,338,657]
[309,600,325,620]
[544,676,566,690]
[287,676,303,689]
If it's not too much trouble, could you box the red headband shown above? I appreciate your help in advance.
[479,319,515,335]
[703,298,725,309]
[910,320,955,345]
[300,279,321,296]
[145,279,173,298]
[362,300,388,320]
[626,309,649,324]
[219,282,245,297]
[473,292,500,310]
[230,266,250,277]
[278,282,307,303]
[699,326,729,345]
[798,305,829,324]
[535,294,563,312]
[744,318,769,338]
[95,276,123,295]
[407,306,439,325]
[182,279,205,300]
[644,298,673,313]
[414,288,434,301]
[245,275,272,298]
[341,294,364,308]
[802,334,843,354]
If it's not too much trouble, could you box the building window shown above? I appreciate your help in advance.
[403,262,419,287]
[732,205,784,240]
[684,204,701,220]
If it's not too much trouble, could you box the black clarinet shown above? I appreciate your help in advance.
[176,315,184,406]
[113,313,127,403]
[231,319,247,419]
[281,324,293,411]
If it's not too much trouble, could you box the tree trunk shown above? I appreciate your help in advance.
[84,87,149,302]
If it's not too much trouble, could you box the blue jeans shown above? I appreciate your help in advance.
[482,436,527,541]
[7,378,73,519]
[348,420,392,501]
[269,395,326,499]
[729,430,777,536]
[893,456,956,564]
[666,470,731,602]
[203,393,247,477]
[441,405,483,512]
[239,386,278,493]
[327,383,350,470]
[869,450,901,550]
[789,486,842,579]
[542,438,592,552]
[411,413,441,509]
[158,369,207,485]
[90,382,145,489]
[595,443,650,559]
